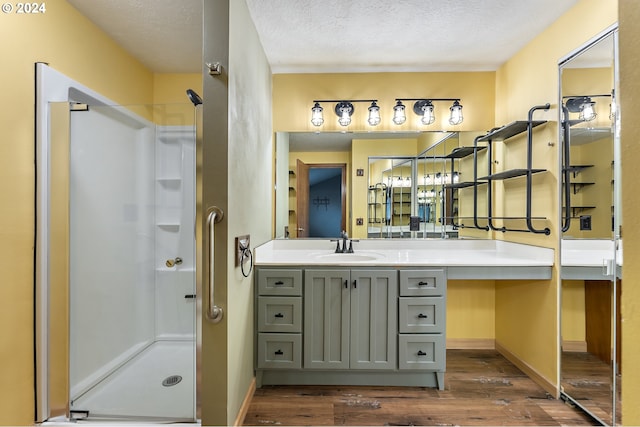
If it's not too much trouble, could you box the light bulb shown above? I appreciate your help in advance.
[338,107,352,126]
[449,100,463,125]
[310,102,324,126]
[368,101,381,126]
[421,102,435,125]
[393,101,406,125]
[580,101,597,121]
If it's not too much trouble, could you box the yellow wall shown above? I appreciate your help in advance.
[447,281,495,341]
[0,2,202,424]
[619,0,640,424]
[153,73,202,125]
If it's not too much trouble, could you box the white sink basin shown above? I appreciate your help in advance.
[314,252,383,262]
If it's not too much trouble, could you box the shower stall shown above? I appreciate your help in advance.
[36,64,200,422]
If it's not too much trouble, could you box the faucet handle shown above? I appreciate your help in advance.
[347,240,354,253]
[330,239,342,253]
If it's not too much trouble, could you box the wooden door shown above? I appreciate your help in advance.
[296,159,309,237]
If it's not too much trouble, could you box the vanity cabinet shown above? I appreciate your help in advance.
[304,269,397,370]
[255,266,446,390]
[256,269,303,370]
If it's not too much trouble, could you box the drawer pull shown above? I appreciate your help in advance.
[418,313,428,319]
[274,349,283,355]
[274,313,284,318]
[274,280,284,285]
[417,281,431,286]
[417,350,427,356]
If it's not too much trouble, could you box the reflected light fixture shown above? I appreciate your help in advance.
[311,99,380,127]
[564,95,611,122]
[394,98,463,126]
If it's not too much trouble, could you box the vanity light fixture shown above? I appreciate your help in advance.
[394,98,463,126]
[310,99,380,127]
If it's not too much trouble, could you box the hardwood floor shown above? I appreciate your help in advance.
[242,350,597,426]
[561,351,621,425]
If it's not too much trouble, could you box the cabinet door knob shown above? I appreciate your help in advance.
[274,313,284,318]
[275,350,283,355]
[418,313,428,319]
[352,279,357,289]
[417,350,427,356]
[344,279,348,289]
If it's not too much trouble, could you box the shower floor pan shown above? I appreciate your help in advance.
[70,340,196,421]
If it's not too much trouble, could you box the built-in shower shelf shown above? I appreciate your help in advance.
[157,223,180,231]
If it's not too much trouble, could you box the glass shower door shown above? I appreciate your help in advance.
[61,102,196,421]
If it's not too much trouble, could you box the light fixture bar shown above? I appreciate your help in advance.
[394,98,463,126]
[311,99,380,127]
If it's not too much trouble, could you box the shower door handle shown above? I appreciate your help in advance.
[206,207,224,323]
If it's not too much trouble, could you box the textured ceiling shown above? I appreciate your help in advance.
[67,0,579,74]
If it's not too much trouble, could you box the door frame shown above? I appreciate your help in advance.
[296,160,347,238]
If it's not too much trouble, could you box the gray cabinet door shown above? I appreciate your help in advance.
[304,269,350,369]
[350,270,398,370]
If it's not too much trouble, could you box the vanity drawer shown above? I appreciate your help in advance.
[257,297,302,333]
[398,334,445,371]
[258,269,302,296]
[398,297,445,333]
[257,333,302,369]
[399,269,446,296]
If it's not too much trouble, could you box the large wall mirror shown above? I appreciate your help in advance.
[559,26,621,426]
[274,131,486,239]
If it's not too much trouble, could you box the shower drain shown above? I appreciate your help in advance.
[162,375,183,387]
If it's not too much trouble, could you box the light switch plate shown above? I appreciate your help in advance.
[235,234,250,266]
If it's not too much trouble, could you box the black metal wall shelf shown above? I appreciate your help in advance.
[566,164,594,177]
[445,146,487,158]
[478,120,546,142]
[481,104,552,235]
[480,168,546,181]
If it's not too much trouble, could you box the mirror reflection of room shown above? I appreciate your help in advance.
[559,29,621,426]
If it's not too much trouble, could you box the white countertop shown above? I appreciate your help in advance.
[255,238,553,268]
[560,239,622,280]
[561,239,622,267]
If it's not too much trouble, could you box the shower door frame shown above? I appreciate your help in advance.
[35,63,200,422]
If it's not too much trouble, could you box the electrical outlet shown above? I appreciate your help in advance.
[356,218,364,226]
[235,234,250,266]
[580,215,592,231]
